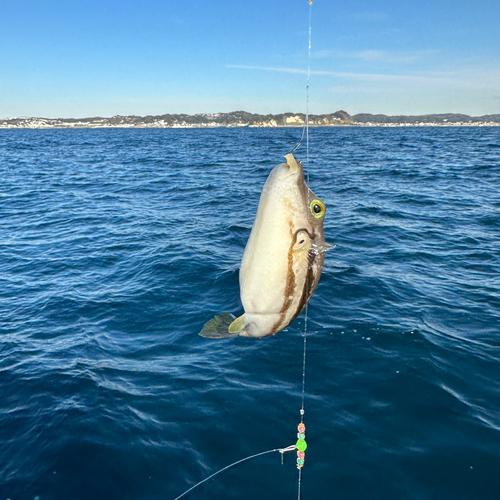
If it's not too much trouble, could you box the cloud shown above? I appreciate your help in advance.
[352,49,436,64]
[228,63,500,90]
[227,64,402,80]
[310,50,336,59]
[311,49,437,64]
[227,64,309,75]
[227,64,443,84]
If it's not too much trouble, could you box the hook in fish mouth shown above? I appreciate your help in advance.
[289,139,302,155]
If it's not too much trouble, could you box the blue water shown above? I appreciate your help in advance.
[1,126,499,500]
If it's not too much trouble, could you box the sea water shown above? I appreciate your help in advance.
[1,126,499,500]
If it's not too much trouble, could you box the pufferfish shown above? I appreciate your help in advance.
[199,153,329,339]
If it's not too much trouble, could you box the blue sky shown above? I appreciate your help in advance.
[1,0,499,118]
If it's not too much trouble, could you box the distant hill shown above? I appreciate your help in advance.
[1,110,499,129]
[351,113,500,125]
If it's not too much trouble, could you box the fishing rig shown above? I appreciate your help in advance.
[174,1,315,498]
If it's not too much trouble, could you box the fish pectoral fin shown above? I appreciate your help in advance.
[294,248,310,269]
[311,241,335,254]
[228,314,249,335]
[199,313,239,339]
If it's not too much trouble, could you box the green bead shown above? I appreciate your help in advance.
[296,439,307,452]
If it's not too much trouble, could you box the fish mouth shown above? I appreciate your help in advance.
[284,153,300,173]
[271,153,303,181]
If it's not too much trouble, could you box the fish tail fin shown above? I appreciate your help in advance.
[199,313,240,339]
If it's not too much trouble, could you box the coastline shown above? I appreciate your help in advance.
[1,111,499,129]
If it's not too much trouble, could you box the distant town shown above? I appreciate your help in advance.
[1,110,499,129]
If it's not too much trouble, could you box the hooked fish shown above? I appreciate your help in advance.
[199,153,328,339]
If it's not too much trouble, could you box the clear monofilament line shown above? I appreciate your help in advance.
[298,467,303,500]
[289,2,313,163]
[173,447,296,500]
[306,1,312,167]
[301,303,308,418]
[301,0,313,426]
[298,6,313,500]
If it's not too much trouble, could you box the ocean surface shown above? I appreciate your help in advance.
[1,126,499,500]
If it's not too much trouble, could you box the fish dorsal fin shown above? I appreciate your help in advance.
[284,153,300,173]
[228,314,249,334]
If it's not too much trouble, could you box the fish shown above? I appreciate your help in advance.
[199,153,329,339]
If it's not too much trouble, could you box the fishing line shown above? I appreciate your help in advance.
[290,0,313,174]
[172,446,297,500]
[298,5,314,499]
[306,0,312,167]
[175,4,315,500]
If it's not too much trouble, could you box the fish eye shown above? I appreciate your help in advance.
[310,199,325,219]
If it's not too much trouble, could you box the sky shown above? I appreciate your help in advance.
[1,0,499,118]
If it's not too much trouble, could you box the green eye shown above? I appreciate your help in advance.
[310,199,325,218]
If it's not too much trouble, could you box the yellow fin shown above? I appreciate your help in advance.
[199,313,238,338]
[294,246,311,270]
[228,314,249,334]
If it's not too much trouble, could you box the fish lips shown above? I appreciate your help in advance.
[270,155,304,184]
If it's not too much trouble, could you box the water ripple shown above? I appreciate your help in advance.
[1,127,499,500]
